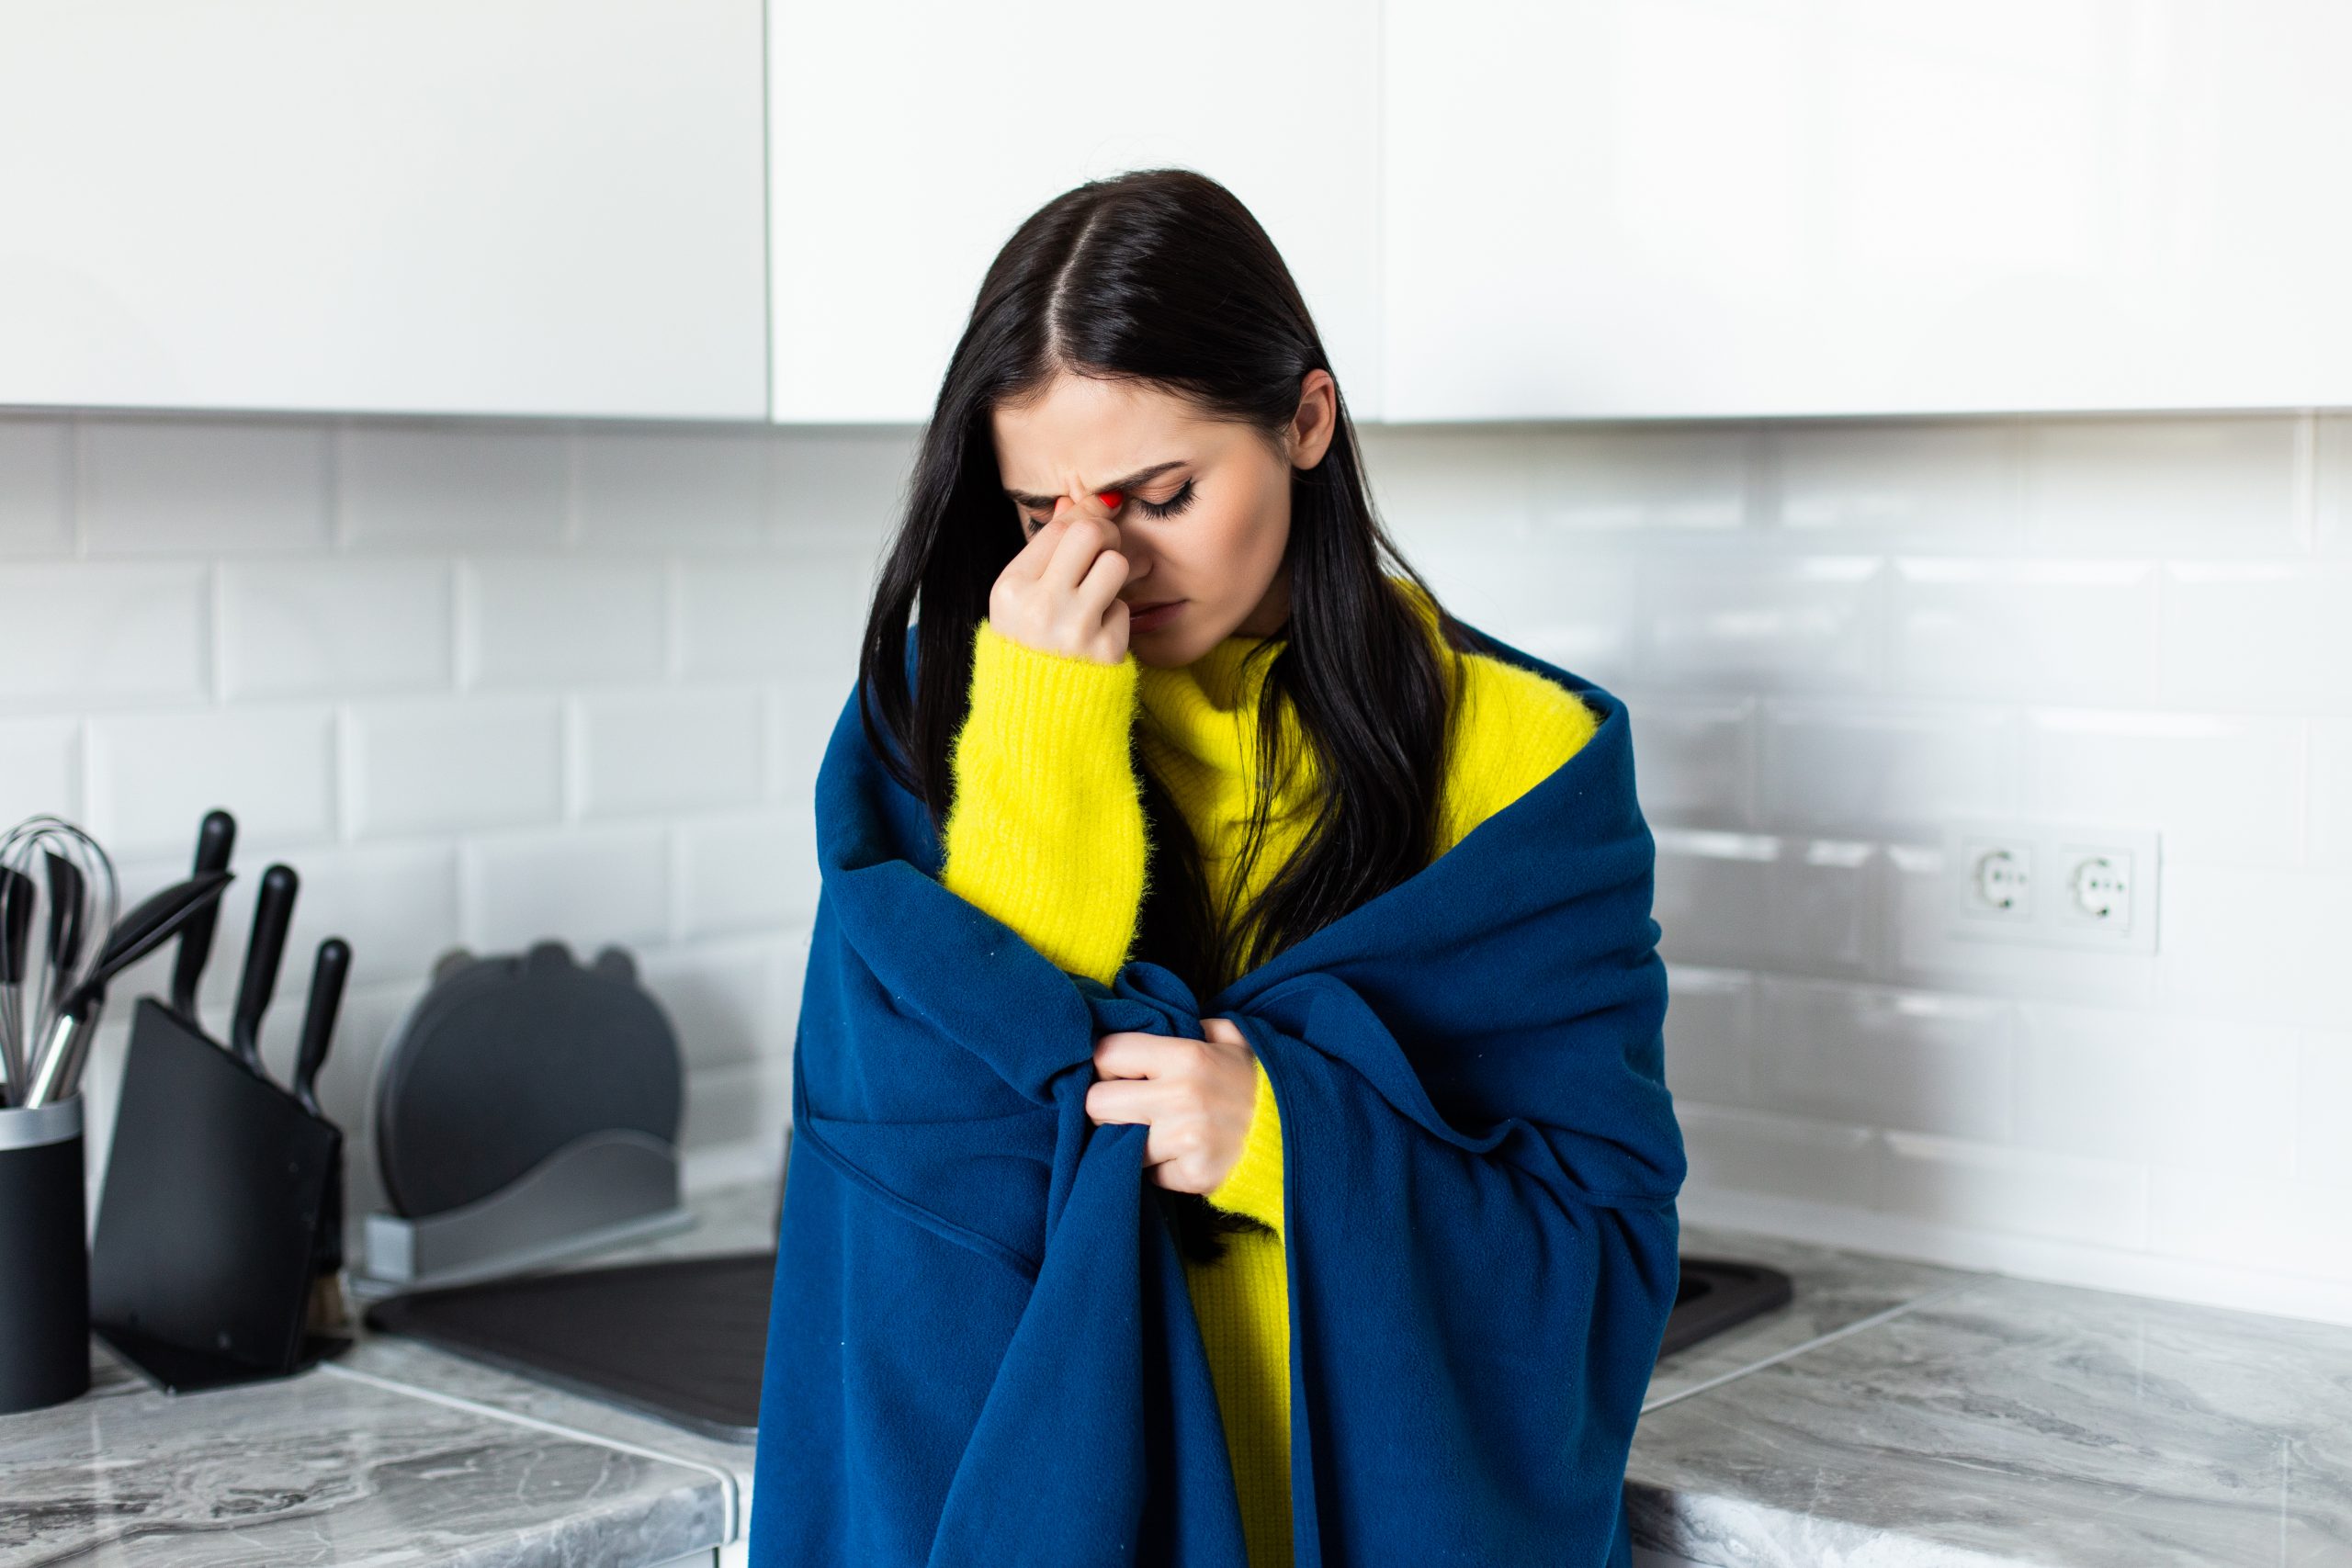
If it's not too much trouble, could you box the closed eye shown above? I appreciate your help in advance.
[1023,478,1200,535]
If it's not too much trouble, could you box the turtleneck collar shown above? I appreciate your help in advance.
[1133,573,1441,792]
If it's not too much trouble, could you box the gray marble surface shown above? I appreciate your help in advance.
[1656,1224,1976,1407]
[13,1161,2350,1568]
[0,1335,726,1567]
[1629,1272,2352,1567]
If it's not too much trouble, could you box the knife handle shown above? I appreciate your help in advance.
[231,863,299,1075]
[171,809,237,1021]
[291,936,350,1119]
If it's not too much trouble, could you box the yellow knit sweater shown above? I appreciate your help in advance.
[936,575,1600,1568]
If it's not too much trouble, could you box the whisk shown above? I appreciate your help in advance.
[0,816,119,1110]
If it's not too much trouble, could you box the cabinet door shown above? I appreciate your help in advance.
[1384,0,2352,419]
[0,2,768,421]
[767,0,1382,424]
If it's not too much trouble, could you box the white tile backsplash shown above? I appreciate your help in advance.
[459,557,668,687]
[79,416,331,555]
[6,403,2345,1321]
[345,694,564,839]
[0,563,210,706]
[221,558,455,698]
[0,415,72,554]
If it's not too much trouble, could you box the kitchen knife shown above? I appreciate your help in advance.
[169,808,238,1030]
[229,863,299,1081]
[290,936,349,1119]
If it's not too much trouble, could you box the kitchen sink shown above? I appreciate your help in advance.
[1659,1257,1794,1359]
[366,1249,1797,1441]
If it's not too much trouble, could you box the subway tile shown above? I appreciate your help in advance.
[460,558,666,688]
[0,416,71,554]
[1530,424,1748,532]
[1651,829,1878,979]
[1755,977,2016,1142]
[767,426,922,549]
[2154,862,2351,1028]
[1890,558,2156,704]
[2150,1168,2352,1285]
[1880,1131,2148,1249]
[340,421,569,547]
[464,823,670,953]
[1760,699,2017,839]
[573,687,765,819]
[2314,719,2352,871]
[1421,544,1637,683]
[2159,562,2352,715]
[639,941,783,1072]
[1651,829,1780,971]
[1768,419,2016,549]
[86,705,337,859]
[1674,1102,1880,1209]
[681,1056,792,1152]
[346,695,563,839]
[220,558,453,699]
[1623,694,1754,828]
[678,561,838,678]
[78,416,330,554]
[1356,426,1540,542]
[2299,1030,2352,1189]
[577,426,765,550]
[0,563,209,706]
[0,716,79,825]
[1640,554,1884,693]
[773,671,853,810]
[2019,708,2305,866]
[1661,964,1756,1109]
[2022,414,2302,556]
[2015,1001,2300,1180]
[679,810,818,938]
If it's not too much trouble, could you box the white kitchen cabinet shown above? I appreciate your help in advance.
[0,2,768,421]
[1383,0,2352,420]
[765,0,1384,423]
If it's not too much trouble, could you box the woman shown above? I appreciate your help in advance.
[754,167,1683,1568]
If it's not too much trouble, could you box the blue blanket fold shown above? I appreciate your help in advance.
[752,620,1688,1568]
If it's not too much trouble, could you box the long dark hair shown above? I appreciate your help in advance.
[852,167,1472,1263]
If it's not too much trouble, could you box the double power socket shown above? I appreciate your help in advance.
[1942,820,2162,953]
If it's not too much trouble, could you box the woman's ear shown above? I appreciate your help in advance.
[1289,369,1340,471]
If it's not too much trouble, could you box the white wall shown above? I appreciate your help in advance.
[5,406,2346,1325]
[1363,410,2352,1327]
[0,410,918,1227]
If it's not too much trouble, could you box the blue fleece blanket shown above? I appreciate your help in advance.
[751,619,1687,1568]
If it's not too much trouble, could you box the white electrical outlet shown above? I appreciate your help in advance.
[1943,821,2160,953]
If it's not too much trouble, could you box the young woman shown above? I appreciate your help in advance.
[831,167,1623,1568]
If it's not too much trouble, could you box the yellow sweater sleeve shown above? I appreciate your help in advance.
[1204,1053,1285,1234]
[938,618,1150,988]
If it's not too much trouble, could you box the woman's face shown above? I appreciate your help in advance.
[990,368,1338,667]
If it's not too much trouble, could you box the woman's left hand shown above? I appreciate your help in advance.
[1086,1016,1259,1194]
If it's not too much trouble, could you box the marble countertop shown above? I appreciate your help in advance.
[7,1166,2347,1566]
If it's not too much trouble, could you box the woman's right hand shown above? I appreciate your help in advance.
[989,487,1133,666]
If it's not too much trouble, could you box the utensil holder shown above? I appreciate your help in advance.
[87,998,348,1393]
[0,1093,89,1415]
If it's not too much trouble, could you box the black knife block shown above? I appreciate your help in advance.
[88,997,351,1392]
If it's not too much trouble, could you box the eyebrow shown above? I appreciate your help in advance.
[1002,460,1188,511]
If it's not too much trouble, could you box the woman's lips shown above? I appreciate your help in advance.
[1127,599,1184,629]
